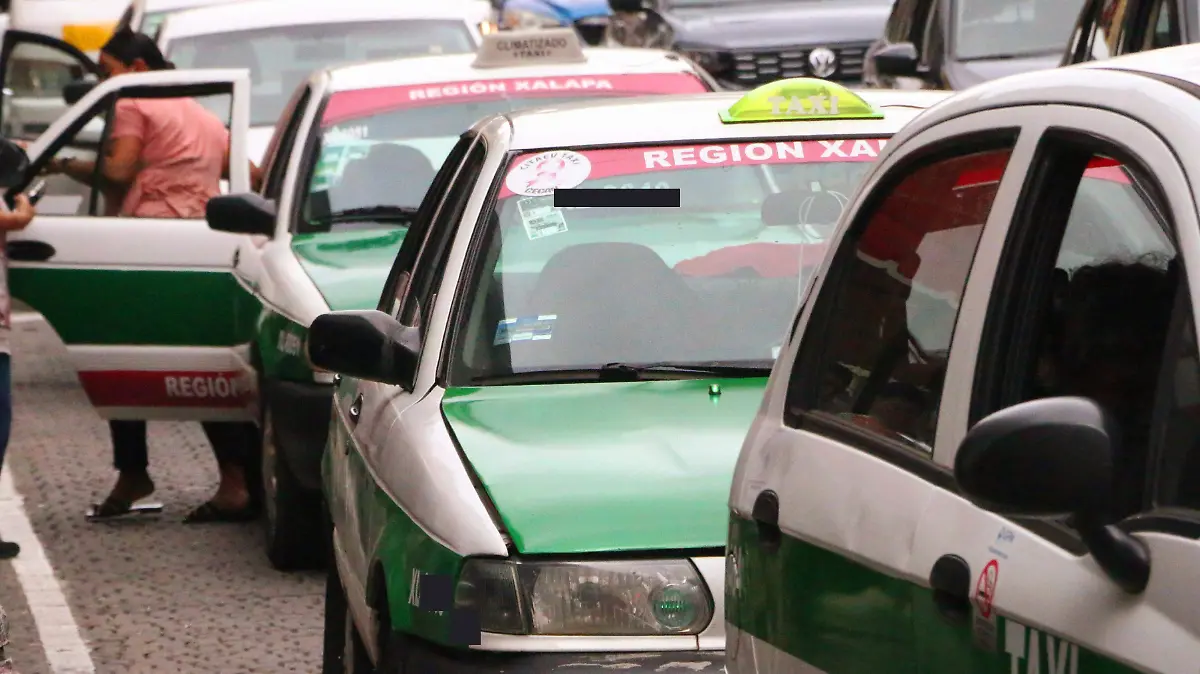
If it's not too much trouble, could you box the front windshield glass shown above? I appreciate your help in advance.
[953,0,1086,60]
[166,20,476,126]
[450,137,890,383]
[300,73,709,233]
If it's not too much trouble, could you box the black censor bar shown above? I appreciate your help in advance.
[553,188,681,208]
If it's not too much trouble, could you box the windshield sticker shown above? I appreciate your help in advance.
[497,140,888,199]
[517,196,568,240]
[506,151,592,197]
[320,73,709,125]
[494,315,556,346]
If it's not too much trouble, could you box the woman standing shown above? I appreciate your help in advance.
[46,29,263,523]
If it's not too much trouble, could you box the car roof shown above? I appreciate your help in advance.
[327,48,704,93]
[494,89,952,151]
[143,0,242,13]
[159,0,489,39]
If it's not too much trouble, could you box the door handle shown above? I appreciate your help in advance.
[751,490,781,553]
[929,554,972,623]
[7,240,55,262]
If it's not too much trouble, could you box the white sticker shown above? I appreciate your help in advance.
[505,150,591,196]
[517,196,568,240]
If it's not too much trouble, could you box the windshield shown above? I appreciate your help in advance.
[166,20,477,126]
[141,11,170,37]
[300,73,710,233]
[449,137,890,383]
[953,0,1085,60]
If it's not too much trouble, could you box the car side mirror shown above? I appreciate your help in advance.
[954,396,1150,594]
[63,79,97,106]
[873,42,920,78]
[306,310,419,387]
[206,193,276,236]
[0,137,29,189]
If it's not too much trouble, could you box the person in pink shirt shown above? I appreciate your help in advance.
[47,29,265,523]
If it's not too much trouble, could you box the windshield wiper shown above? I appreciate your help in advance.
[468,361,771,386]
[311,205,418,225]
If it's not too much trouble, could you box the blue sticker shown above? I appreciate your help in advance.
[494,315,556,346]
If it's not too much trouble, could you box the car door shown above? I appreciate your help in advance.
[327,133,479,605]
[910,107,1200,672]
[726,108,1041,673]
[0,30,101,141]
[1,67,259,422]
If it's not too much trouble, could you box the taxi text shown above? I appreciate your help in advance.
[494,36,570,59]
[408,78,615,101]
[643,139,887,168]
[769,94,839,115]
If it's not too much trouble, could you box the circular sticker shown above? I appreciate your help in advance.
[505,150,592,197]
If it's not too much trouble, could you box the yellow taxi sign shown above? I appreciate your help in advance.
[719,78,884,124]
[63,23,118,53]
[472,28,587,69]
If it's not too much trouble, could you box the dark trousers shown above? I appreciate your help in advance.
[0,354,11,478]
[110,420,263,505]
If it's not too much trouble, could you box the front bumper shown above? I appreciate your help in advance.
[409,646,725,672]
[265,378,333,491]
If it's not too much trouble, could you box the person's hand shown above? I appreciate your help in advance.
[0,194,35,231]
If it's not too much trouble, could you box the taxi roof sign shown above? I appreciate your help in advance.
[472,28,588,69]
[719,78,884,124]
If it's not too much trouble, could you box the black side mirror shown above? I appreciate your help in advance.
[955,397,1150,593]
[609,0,648,12]
[63,80,97,106]
[306,310,419,386]
[0,138,29,189]
[206,193,276,236]
[873,42,920,78]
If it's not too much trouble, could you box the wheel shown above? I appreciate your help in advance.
[262,401,322,570]
[322,558,373,674]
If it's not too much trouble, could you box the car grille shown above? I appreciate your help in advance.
[574,16,609,46]
[720,43,870,87]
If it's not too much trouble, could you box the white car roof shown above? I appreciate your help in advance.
[327,48,707,93]
[158,0,490,40]
[495,89,952,152]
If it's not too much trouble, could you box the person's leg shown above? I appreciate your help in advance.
[100,420,155,507]
[184,422,257,522]
[0,353,18,558]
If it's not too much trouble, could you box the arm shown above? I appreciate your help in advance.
[0,194,35,232]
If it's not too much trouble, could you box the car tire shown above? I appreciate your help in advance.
[322,556,373,674]
[262,400,322,571]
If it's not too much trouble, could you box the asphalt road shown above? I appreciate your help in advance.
[0,309,325,674]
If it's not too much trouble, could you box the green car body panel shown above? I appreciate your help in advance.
[441,378,769,554]
[290,229,406,312]
[726,516,1138,673]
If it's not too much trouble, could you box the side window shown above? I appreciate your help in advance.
[262,86,313,199]
[2,41,92,140]
[785,142,1015,452]
[975,139,1180,521]
[38,91,233,218]
[884,0,921,43]
[1078,0,1127,61]
[378,134,476,317]
[919,3,943,68]
[396,140,488,332]
[1141,0,1181,49]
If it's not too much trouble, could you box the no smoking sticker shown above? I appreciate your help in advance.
[975,559,999,618]
[505,150,591,196]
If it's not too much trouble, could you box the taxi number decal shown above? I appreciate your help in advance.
[602,181,671,190]
[1004,619,1080,674]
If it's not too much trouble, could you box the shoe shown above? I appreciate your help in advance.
[0,540,19,559]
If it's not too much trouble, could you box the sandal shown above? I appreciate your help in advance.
[88,497,133,520]
[183,501,258,524]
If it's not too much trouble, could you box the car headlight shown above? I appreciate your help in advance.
[454,558,713,636]
[499,8,567,29]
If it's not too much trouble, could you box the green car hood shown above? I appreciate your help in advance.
[441,378,768,554]
[291,229,406,311]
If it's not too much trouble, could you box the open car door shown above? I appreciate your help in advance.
[0,29,102,141]
[1,67,260,422]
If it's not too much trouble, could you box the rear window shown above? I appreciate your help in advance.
[300,73,711,234]
[167,20,476,125]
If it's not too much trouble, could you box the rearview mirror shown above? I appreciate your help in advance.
[761,189,844,227]
[873,42,920,78]
[955,396,1150,594]
[63,79,97,105]
[0,137,29,189]
[206,193,276,236]
[306,310,419,387]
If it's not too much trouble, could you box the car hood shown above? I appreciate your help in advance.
[441,378,767,554]
[667,0,891,50]
[942,54,1061,89]
[290,229,406,311]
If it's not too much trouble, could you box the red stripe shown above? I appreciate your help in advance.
[954,157,1130,188]
[78,370,255,409]
[321,73,710,125]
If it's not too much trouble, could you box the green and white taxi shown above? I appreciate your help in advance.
[727,42,1200,674]
[303,78,948,672]
[203,28,717,570]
